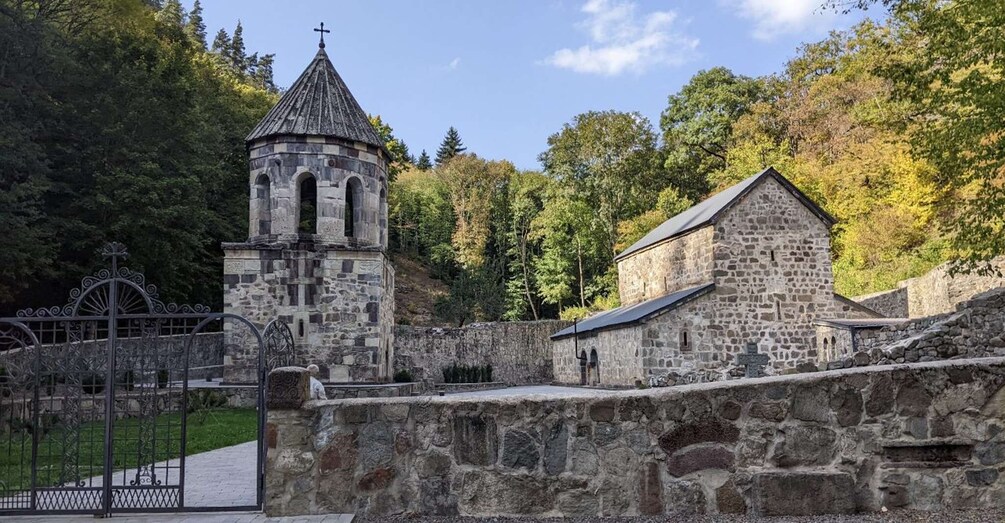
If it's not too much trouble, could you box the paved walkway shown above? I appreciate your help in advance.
[75,440,259,508]
[446,385,618,399]
[6,513,352,522]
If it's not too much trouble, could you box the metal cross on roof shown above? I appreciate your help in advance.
[314,22,331,49]
[736,341,770,378]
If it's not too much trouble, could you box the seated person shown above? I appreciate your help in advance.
[307,364,327,400]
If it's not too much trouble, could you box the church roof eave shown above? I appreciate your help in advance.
[615,167,835,263]
[550,283,715,340]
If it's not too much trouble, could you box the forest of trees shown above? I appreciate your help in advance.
[1,0,1001,325]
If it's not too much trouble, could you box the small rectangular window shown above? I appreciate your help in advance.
[770,249,776,262]
[680,330,691,352]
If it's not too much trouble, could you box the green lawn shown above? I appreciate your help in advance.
[0,408,257,491]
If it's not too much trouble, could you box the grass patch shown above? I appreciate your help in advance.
[0,407,257,490]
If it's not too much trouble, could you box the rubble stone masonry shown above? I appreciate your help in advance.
[265,357,1005,517]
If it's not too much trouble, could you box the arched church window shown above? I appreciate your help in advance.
[823,337,829,353]
[254,173,271,235]
[345,177,364,239]
[298,174,318,234]
[680,330,690,351]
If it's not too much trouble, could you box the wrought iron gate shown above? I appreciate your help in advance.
[0,243,267,515]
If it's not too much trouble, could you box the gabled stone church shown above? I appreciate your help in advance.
[552,167,880,386]
[222,38,395,383]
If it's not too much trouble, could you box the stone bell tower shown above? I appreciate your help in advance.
[222,30,395,383]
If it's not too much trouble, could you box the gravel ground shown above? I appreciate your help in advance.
[358,509,1005,522]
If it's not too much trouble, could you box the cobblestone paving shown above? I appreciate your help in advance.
[75,440,260,508]
[445,385,616,399]
[6,513,353,522]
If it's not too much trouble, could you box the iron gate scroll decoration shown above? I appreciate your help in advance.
[0,243,268,516]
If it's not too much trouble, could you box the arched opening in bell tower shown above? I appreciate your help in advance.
[254,173,271,236]
[344,177,364,239]
[298,174,318,235]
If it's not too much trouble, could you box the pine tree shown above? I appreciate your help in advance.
[211,28,231,63]
[253,53,277,92]
[230,21,247,71]
[435,127,466,165]
[416,150,432,170]
[155,0,185,28]
[186,0,207,48]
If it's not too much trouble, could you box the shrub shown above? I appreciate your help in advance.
[393,369,414,383]
[81,373,105,395]
[119,370,135,391]
[157,369,169,389]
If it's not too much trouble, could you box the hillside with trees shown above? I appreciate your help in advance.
[1,0,1000,326]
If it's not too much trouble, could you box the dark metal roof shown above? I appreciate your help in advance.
[246,47,384,149]
[550,283,715,340]
[615,167,836,262]
[814,318,908,329]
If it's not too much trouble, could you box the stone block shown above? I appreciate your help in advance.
[357,466,395,491]
[543,422,569,475]
[792,384,830,422]
[658,420,739,456]
[752,472,856,516]
[716,480,746,514]
[638,461,663,515]
[320,433,358,472]
[666,444,734,477]
[416,451,452,478]
[772,425,836,467]
[453,415,498,466]
[501,429,540,470]
[590,400,616,422]
[266,367,310,409]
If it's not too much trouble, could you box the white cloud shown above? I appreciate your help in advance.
[728,0,835,40]
[543,0,699,76]
[449,57,461,70]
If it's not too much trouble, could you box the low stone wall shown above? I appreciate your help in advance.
[858,288,1005,363]
[265,357,1005,517]
[853,287,909,318]
[393,321,570,385]
[852,258,1005,319]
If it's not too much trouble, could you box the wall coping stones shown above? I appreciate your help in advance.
[294,356,1005,410]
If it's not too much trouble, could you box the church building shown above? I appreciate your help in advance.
[552,167,880,386]
[222,35,395,383]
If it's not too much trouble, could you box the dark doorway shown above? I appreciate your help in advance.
[589,349,600,385]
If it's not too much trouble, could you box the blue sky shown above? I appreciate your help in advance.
[187,1,869,170]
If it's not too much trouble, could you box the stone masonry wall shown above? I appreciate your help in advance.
[853,287,909,318]
[901,259,1005,318]
[266,357,1005,517]
[223,245,394,383]
[705,177,845,367]
[395,321,570,385]
[553,327,644,387]
[852,257,1005,319]
[857,288,1005,362]
[246,136,388,247]
[617,226,714,307]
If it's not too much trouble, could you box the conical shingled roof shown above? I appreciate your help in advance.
[246,46,384,148]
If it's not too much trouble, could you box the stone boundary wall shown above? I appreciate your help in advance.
[265,357,1005,518]
[852,257,1005,319]
[856,288,1005,364]
[0,331,223,381]
[394,321,571,385]
[853,287,909,318]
